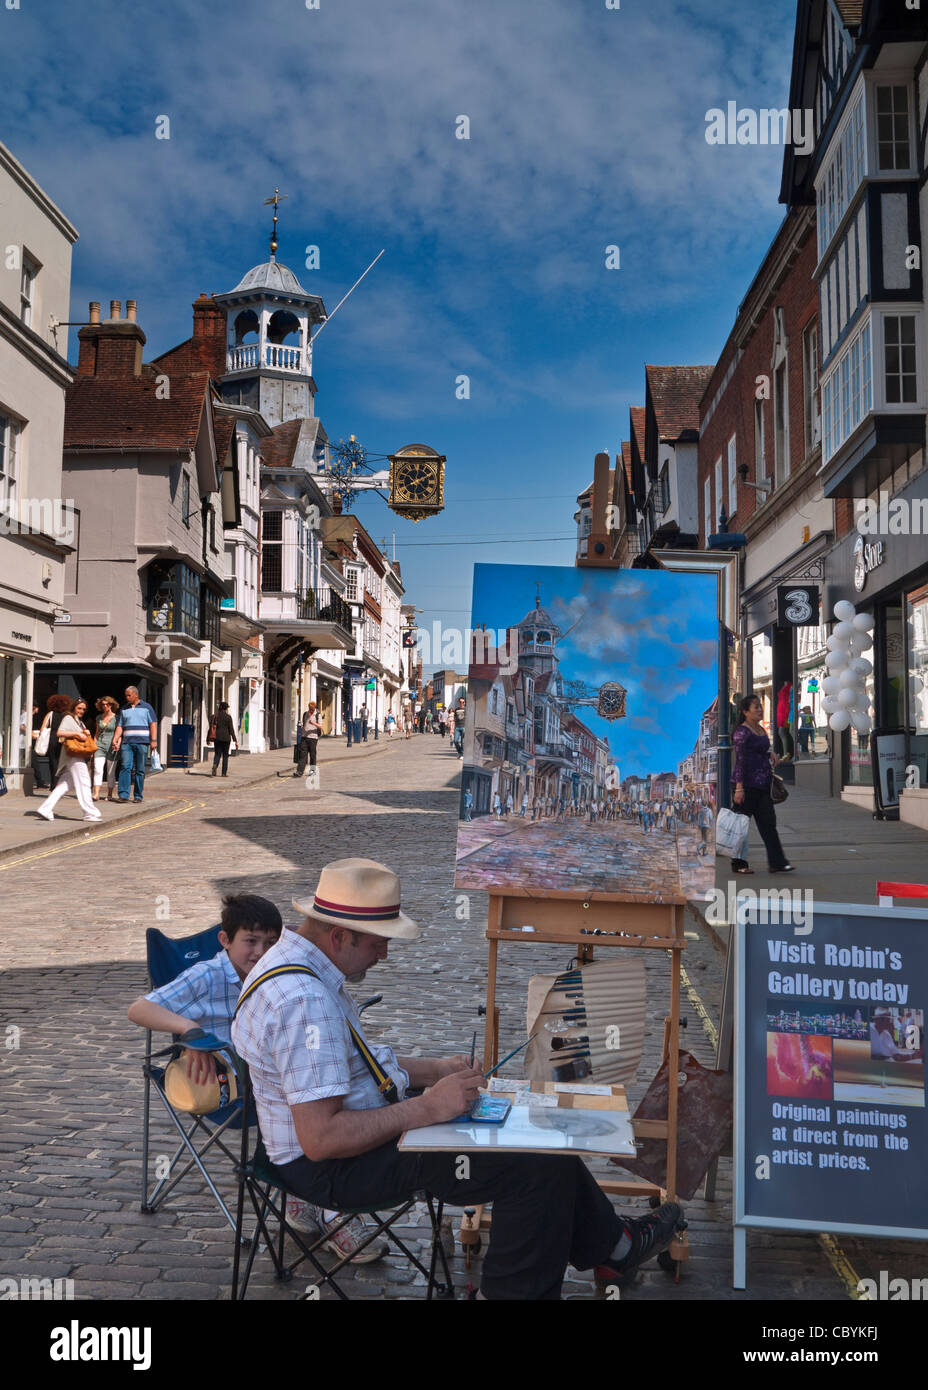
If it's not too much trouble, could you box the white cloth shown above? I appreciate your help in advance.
[93,752,117,791]
[37,757,99,819]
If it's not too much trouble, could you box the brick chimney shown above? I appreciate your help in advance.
[190,293,228,378]
[76,299,146,378]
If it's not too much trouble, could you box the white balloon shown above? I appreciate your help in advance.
[829,710,851,731]
[834,600,857,622]
[826,650,849,670]
[852,612,874,632]
[833,621,854,641]
[850,712,872,735]
[850,657,872,676]
[826,634,849,651]
[821,675,841,694]
[822,696,839,714]
[838,687,859,707]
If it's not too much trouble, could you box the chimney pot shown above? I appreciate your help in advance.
[109,300,122,321]
[89,302,100,324]
[126,300,138,322]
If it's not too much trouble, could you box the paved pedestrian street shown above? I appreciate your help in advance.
[1,736,924,1301]
[455,813,713,904]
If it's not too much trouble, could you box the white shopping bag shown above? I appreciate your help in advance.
[715,806,750,856]
[148,751,163,773]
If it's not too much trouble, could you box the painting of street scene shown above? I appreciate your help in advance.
[454,563,719,904]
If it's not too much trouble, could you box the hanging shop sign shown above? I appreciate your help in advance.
[776,585,820,627]
[734,898,928,1289]
[871,727,908,819]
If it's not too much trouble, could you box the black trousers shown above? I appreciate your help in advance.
[212,740,231,775]
[296,737,318,775]
[276,1142,622,1300]
[732,786,788,871]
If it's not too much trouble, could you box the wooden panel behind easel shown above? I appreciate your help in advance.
[482,890,686,1203]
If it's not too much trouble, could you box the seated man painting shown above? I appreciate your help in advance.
[232,857,681,1301]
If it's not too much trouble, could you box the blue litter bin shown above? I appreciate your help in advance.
[170,723,194,768]
[352,718,362,744]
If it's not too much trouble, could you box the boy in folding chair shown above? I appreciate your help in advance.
[232,858,683,1300]
[129,892,387,1263]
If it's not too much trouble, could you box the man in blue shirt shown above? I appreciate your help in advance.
[112,685,158,803]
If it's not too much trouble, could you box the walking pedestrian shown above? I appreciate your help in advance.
[28,702,51,790]
[696,803,713,855]
[493,792,502,821]
[385,712,396,738]
[92,696,120,801]
[360,704,369,743]
[452,698,466,758]
[731,693,793,875]
[35,696,100,823]
[505,791,514,818]
[210,701,238,777]
[112,686,158,803]
[797,705,815,758]
[463,787,474,822]
[294,703,322,777]
[438,708,448,739]
[520,790,528,818]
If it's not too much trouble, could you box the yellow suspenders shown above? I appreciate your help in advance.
[234,964,400,1104]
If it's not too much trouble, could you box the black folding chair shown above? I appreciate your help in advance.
[139,925,245,1234]
[230,1057,456,1300]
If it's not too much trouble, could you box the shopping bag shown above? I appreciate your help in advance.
[148,751,163,773]
[715,806,750,856]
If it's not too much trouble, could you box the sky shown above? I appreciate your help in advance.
[4,0,795,655]
[471,563,719,778]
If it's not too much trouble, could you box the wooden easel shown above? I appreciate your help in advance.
[460,887,690,1280]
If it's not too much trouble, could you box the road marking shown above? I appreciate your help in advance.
[678,955,864,1299]
[0,800,200,872]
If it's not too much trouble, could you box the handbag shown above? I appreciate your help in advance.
[771,774,789,804]
[34,717,51,756]
[715,805,751,856]
[207,718,217,744]
[64,727,97,757]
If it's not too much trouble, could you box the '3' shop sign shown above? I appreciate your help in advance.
[777,585,820,627]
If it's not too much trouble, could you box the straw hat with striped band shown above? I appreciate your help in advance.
[292,858,419,940]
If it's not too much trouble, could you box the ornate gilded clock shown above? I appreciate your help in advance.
[596,682,627,721]
[389,444,445,521]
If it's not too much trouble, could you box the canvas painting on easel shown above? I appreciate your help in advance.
[455,563,718,904]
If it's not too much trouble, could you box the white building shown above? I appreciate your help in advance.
[0,141,77,774]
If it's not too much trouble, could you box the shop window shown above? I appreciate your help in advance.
[727,435,737,517]
[201,585,222,647]
[20,253,38,328]
[147,562,200,637]
[774,360,789,485]
[876,85,911,171]
[754,400,765,481]
[0,413,21,514]
[883,315,917,404]
[803,321,820,451]
[261,510,283,592]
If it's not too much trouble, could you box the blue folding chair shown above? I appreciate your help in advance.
[139,925,245,1235]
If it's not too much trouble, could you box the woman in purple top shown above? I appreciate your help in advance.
[731,694,793,874]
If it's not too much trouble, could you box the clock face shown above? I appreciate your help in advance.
[395,460,436,502]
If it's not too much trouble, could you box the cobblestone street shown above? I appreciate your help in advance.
[1,735,924,1301]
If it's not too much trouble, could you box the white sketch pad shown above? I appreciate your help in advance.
[398,1100,636,1156]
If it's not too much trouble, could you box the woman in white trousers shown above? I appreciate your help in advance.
[36,696,101,823]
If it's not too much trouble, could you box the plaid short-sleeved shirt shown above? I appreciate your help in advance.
[231,932,409,1164]
[145,950,241,1043]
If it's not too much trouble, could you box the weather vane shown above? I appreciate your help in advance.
[263,188,288,259]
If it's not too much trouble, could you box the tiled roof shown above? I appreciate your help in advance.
[64,370,211,450]
[645,365,715,441]
[630,407,646,457]
[620,441,633,489]
[213,415,236,464]
[262,419,302,468]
